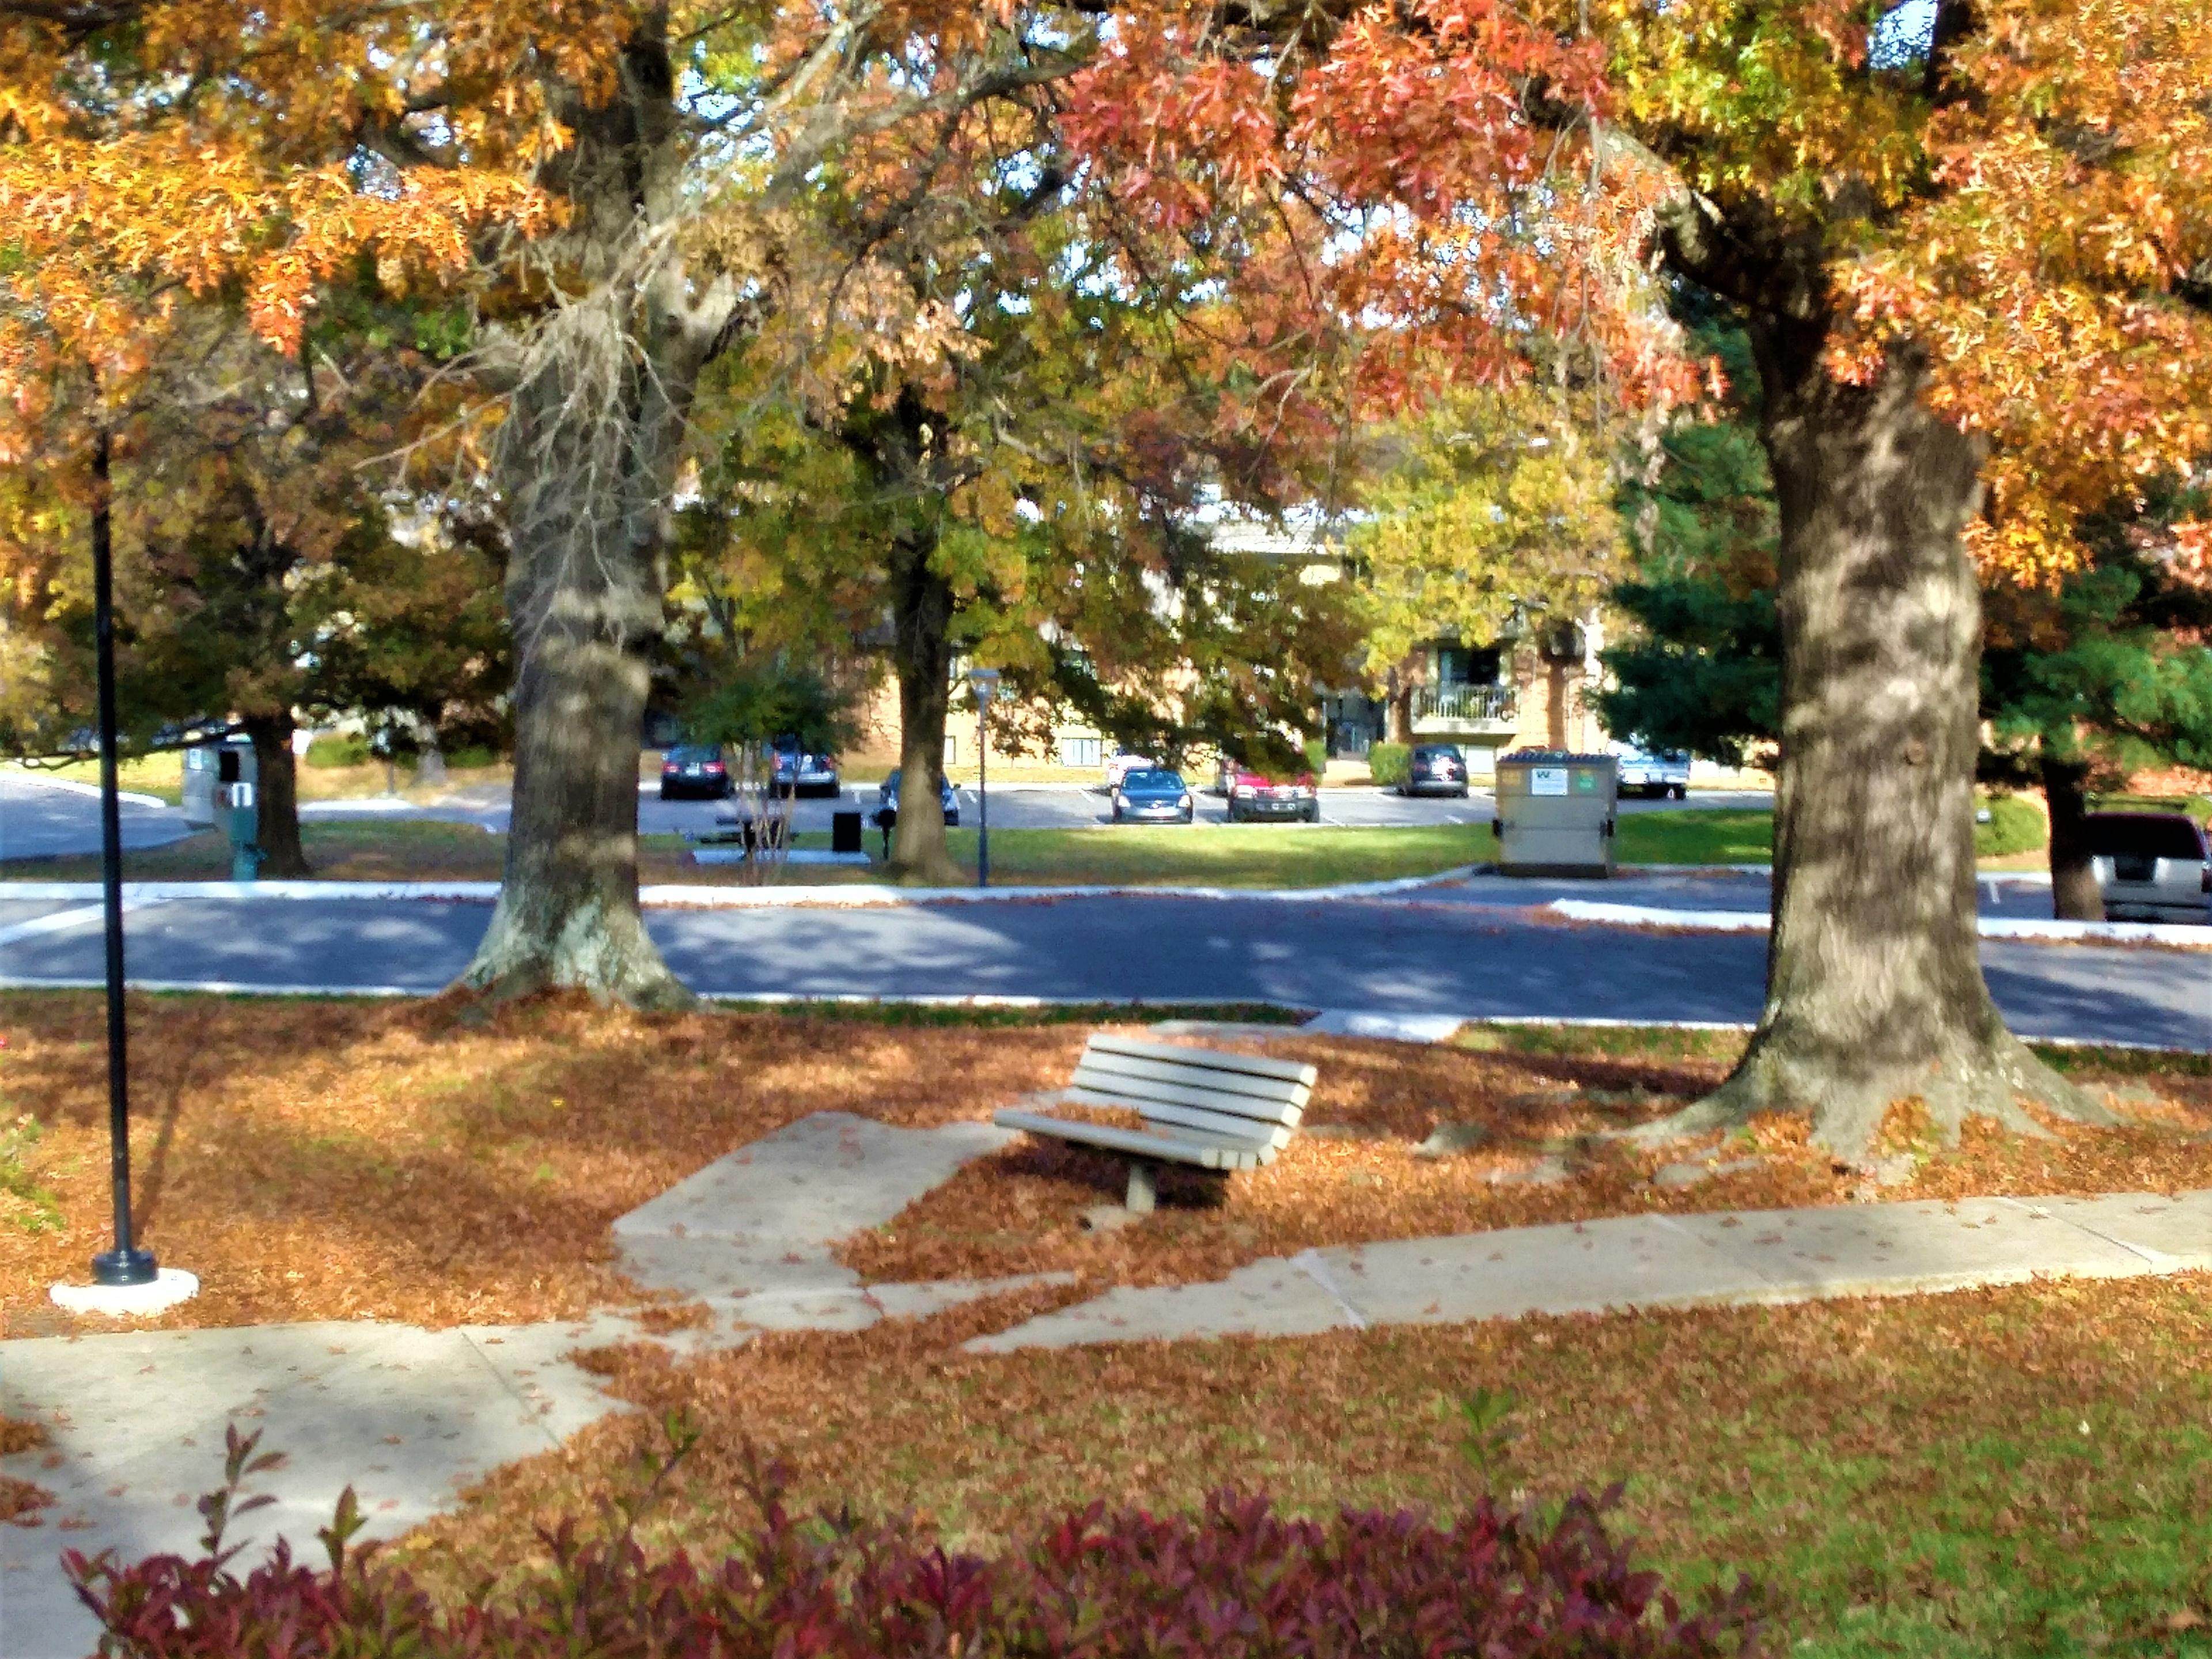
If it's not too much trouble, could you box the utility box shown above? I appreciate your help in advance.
[1492,750,1618,877]
[183,738,256,828]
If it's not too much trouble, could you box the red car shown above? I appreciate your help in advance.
[1225,766,1320,823]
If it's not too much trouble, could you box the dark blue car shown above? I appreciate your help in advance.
[876,767,959,826]
[1112,768,1195,824]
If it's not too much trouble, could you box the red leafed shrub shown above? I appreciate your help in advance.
[69,1425,1765,1657]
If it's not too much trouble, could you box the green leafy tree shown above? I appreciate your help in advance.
[1349,384,1630,744]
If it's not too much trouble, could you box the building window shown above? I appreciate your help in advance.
[1058,736,1102,768]
[943,736,959,766]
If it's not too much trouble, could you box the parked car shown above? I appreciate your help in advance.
[1399,743,1470,798]
[1224,766,1320,823]
[1104,748,1157,790]
[1612,744,1692,800]
[1112,768,1196,824]
[2084,812,2211,922]
[876,767,960,826]
[770,736,840,797]
[659,744,731,800]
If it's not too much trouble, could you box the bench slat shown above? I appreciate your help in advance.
[1086,1033,1317,1087]
[1069,1065,1304,1126]
[992,1109,1272,1171]
[1065,1088,1298,1149]
[1075,1050,1311,1107]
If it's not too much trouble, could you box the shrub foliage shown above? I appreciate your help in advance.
[69,1427,1766,1658]
[1366,742,1411,787]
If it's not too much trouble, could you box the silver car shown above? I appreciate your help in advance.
[2085,812,2210,922]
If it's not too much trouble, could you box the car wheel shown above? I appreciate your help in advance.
[1670,783,1687,801]
[1304,804,1320,824]
[658,785,673,800]
[1112,808,1123,823]
[1455,786,1469,799]
[1181,809,1194,824]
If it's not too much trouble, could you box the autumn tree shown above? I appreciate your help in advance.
[1,0,1106,1002]
[0,296,506,876]
[682,91,1363,882]
[1070,0,2212,1158]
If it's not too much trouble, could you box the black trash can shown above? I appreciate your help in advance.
[831,809,863,855]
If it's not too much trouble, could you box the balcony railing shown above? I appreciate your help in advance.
[1412,683,1517,724]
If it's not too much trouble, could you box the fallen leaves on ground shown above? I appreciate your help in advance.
[1,1415,53,1526]
[1,996,2204,1336]
[838,1031,2212,1287]
[0,993,1096,1334]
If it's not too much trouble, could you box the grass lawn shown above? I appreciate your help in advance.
[0,821,1502,888]
[1614,808,1776,866]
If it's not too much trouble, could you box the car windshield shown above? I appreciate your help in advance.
[1124,770,1184,790]
[1412,748,1460,762]
[666,746,718,764]
[2086,815,2206,860]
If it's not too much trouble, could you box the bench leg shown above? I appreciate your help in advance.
[1124,1161,1157,1215]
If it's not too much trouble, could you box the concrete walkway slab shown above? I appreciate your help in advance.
[613,1112,1016,1304]
[2005,1191,2212,1272]
[964,1259,1357,1352]
[972,1190,2212,1353]
[1315,1215,1775,1326]
[0,1320,622,1659]
[1670,1198,2153,1301]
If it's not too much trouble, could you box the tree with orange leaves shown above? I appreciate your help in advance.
[1067,0,2212,1158]
[0,0,1107,1004]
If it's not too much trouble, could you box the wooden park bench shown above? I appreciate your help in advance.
[993,1034,1319,1214]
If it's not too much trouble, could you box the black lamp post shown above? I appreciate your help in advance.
[88,426,156,1289]
[967,668,999,888]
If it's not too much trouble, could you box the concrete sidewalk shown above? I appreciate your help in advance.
[6,1135,2208,1656]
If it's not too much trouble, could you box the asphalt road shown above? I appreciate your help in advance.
[0,775,198,861]
[0,888,2204,1050]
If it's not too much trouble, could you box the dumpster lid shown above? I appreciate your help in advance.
[1497,749,1616,766]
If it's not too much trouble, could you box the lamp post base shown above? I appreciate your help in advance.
[52,1267,198,1318]
[92,1245,160,1287]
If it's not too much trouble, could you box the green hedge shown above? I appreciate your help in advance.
[1368,743,1411,787]
[304,733,373,768]
[1975,792,2046,858]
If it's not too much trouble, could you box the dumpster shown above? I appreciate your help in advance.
[1491,749,1618,877]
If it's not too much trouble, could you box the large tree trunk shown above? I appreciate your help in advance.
[1544,661,1571,749]
[244,713,310,878]
[2041,753,2104,921]
[454,21,725,1007]
[1649,350,2107,1162]
[887,536,964,885]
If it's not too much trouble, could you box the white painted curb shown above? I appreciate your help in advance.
[2,772,171,810]
[1547,897,2212,946]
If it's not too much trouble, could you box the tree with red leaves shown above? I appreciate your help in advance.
[1067,0,2212,1158]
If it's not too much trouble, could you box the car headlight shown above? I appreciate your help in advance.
[1300,785,1317,797]
[1113,792,1127,808]
[1180,794,1192,809]
[1233,785,1255,798]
